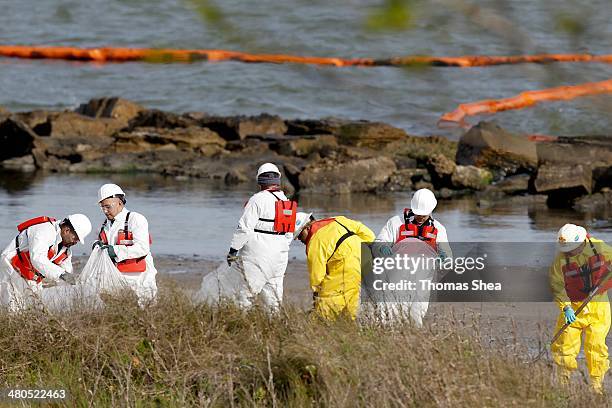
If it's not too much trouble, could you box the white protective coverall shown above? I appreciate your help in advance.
[97,208,157,303]
[373,214,452,326]
[227,189,292,309]
[0,220,72,311]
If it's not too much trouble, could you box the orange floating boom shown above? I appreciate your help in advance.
[439,78,612,126]
[1,45,612,67]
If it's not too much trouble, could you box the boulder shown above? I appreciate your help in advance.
[534,163,592,194]
[491,174,530,194]
[393,157,418,169]
[0,155,36,172]
[113,127,226,156]
[537,136,612,168]
[384,135,458,163]
[285,118,348,136]
[245,134,288,143]
[282,163,302,191]
[337,121,406,148]
[386,168,420,191]
[38,112,122,139]
[593,166,612,191]
[275,135,338,157]
[126,109,198,130]
[427,154,455,176]
[299,156,396,194]
[477,189,548,209]
[456,122,538,176]
[68,150,200,174]
[30,112,117,167]
[451,165,493,190]
[413,180,434,190]
[12,111,50,134]
[224,169,248,185]
[426,154,456,187]
[200,114,287,141]
[39,155,72,172]
[535,163,592,207]
[31,127,115,166]
[224,138,275,156]
[75,97,144,127]
[573,189,612,214]
[161,153,303,182]
[439,187,468,199]
[0,118,36,160]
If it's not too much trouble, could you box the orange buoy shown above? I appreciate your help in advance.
[1,45,612,67]
[439,79,612,127]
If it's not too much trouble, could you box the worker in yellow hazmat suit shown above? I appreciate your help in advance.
[549,223,612,394]
[294,213,375,320]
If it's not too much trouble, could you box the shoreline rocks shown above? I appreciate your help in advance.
[0,97,610,209]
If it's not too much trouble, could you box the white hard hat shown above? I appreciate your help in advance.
[410,188,437,216]
[557,224,587,253]
[98,183,125,203]
[256,163,281,180]
[293,212,313,240]
[67,214,92,244]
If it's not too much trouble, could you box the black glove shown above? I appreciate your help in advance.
[59,273,77,285]
[227,248,239,266]
[100,244,118,260]
[92,240,103,250]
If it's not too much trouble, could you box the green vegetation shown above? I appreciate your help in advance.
[366,0,415,32]
[0,286,606,407]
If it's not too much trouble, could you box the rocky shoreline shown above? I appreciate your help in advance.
[0,97,610,211]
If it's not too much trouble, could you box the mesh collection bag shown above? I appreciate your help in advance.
[195,258,252,305]
[41,247,128,310]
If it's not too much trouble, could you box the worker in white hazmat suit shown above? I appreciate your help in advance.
[225,163,297,310]
[373,188,452,326]
[0,214,92,311]
[92,183,157,304]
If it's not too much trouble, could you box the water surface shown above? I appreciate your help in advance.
[0,0,611,136]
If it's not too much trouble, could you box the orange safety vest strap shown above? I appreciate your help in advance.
[100,212,150,273]
[11,239,68,283]
[305,218,336,250]
[98,220,108,244]
[17,216,56,232]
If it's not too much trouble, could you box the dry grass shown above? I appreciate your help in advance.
[0,284,608,407]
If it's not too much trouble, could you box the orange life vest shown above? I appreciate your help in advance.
[99,212,152,274]
[396,208,438,250]
[305,218,336,253]
[562,238,612,301]
[10,216,69,283]
[305,218,356,278]
[255,190,297,235]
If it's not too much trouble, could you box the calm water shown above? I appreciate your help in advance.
[0,173,610,260]
[0,0,611,136]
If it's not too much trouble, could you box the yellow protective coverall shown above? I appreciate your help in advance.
[306,216,375,320]
[549,237,612,392]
